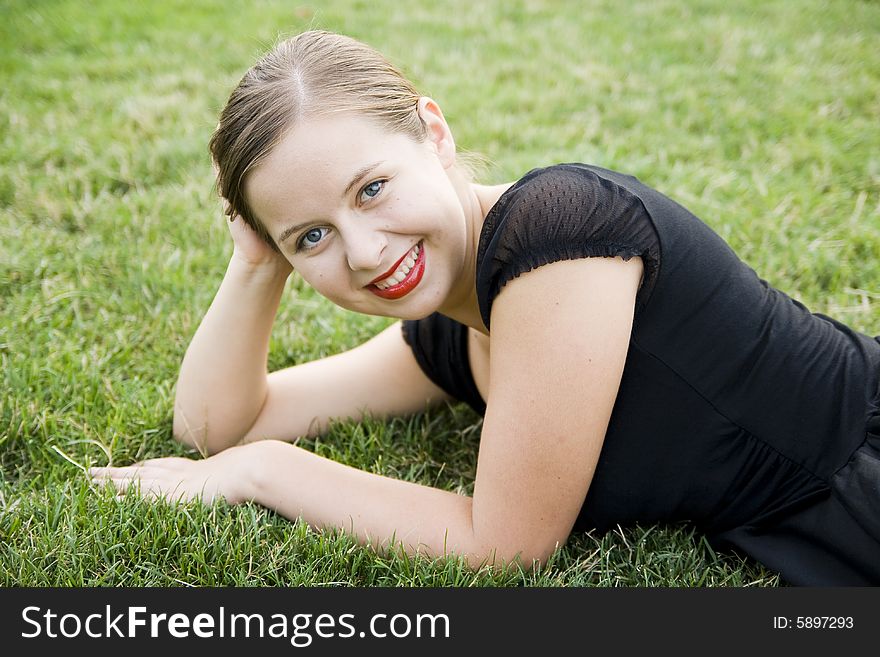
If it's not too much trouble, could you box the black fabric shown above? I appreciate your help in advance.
[401,313,486,416]
[475,164,661,330]
[401,163,880,585]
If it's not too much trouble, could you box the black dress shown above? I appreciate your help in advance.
[401,163,880,586]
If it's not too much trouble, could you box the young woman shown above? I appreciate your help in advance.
[89,30,880,586]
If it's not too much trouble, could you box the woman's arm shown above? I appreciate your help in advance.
[172,253,290,455]
[97,255,640,570]
[469,255,641,564]
[252,255,642,568]
[173,217,452,456]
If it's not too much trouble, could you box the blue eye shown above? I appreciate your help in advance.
[297,227,328,251]
[359,180,385,203]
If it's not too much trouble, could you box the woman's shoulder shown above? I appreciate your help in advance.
[482,162,653,241]
[478,162,651,264]
[476,162,661,329]
[502,162,642,195]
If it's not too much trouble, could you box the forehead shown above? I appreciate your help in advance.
[245,114,416,225]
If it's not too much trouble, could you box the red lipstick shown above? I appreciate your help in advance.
[367,241,425,300]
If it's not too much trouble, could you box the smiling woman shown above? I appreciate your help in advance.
[89,30,880,586]
[239,108,501,321]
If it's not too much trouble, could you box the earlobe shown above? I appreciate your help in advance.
[417,97,456,169]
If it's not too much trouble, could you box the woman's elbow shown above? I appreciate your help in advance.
[171,410,200,450]
[466,540,560,574]
[171,406,219,454]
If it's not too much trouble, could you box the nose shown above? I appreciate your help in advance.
[343,227,387,273]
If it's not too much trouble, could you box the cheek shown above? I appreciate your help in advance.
[292,266,325,294]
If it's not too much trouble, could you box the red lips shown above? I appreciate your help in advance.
[367,241,425,300]
[368,242,418,286]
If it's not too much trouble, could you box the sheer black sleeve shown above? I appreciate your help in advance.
[475,164,661,330]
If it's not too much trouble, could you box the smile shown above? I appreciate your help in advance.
[367,241,425,300]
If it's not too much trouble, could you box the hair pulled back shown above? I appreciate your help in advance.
[209,30,426,251]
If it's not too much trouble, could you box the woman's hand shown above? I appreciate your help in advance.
[228,213,293,274]
[214,155,292,273]
[89,445,254,505]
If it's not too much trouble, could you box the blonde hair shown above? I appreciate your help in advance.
[209,30,477,251]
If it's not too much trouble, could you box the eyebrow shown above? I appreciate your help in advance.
[276,161,384,245]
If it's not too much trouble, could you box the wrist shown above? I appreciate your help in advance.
[228,250,292,282]
[228,439,280,504]
[216,441,264,505]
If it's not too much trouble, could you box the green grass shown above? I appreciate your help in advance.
[1,0,878,587]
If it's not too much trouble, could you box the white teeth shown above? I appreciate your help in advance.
[374,243,421,289]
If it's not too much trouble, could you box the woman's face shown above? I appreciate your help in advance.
[245,106,471,320]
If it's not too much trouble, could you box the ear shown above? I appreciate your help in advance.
[417,97,456,169]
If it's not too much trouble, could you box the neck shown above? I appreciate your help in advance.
[435,172,514,336]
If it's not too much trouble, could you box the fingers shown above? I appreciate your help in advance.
[90,470,139,501]
[90,457,190,477]
[88,458,212,505]
[89,464,145,482]
[88,464,182,501]
[140,457,191,469]
[89,465,146,495]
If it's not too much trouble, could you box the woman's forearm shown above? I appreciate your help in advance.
[172,256,290,455]
[242,440,512,570]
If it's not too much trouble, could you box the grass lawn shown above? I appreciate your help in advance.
[1,0,878,586]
